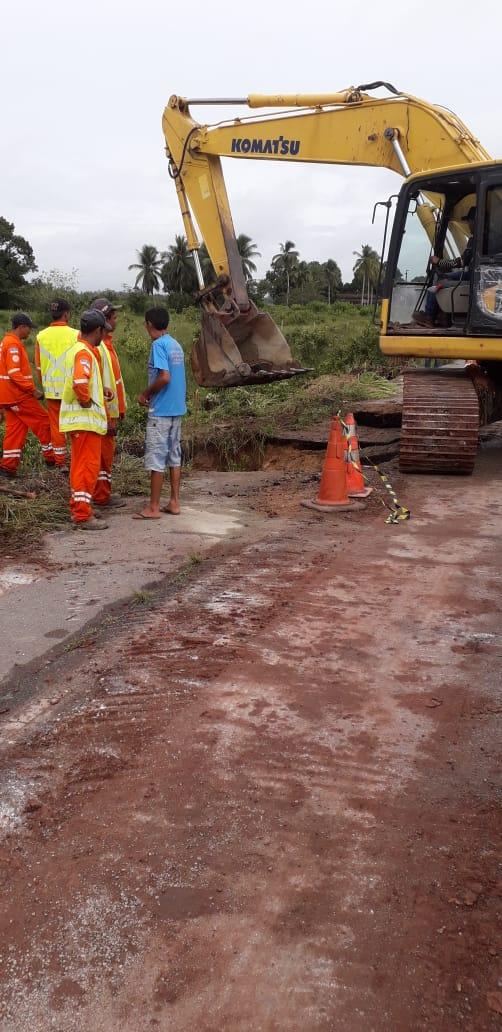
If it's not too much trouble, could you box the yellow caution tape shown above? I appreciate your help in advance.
[368,461,411,524]
[340,414,410,525]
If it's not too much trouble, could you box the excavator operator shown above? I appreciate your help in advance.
[415,206,475,328]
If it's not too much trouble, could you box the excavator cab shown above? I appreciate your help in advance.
[384,162,502,341]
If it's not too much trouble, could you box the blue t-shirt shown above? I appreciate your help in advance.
[147,333,187,417]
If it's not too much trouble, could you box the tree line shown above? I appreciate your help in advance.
[129,235,388,307]
[0,214,391,312]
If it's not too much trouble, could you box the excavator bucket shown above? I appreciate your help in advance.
[191,304,309,387]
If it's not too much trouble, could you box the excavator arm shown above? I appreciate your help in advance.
[162,83,490,386]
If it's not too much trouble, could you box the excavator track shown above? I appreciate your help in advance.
[400,368,480,474]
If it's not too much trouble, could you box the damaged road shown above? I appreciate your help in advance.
[0,450,501,1031]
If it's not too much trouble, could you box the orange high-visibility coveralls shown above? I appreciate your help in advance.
[93,333,127,506]
[35,322,77,467]
[0,332,54,473]
[66,342,105,523]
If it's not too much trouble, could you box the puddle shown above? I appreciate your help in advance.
[171,507,243,537]
[205,588,268,614]
[0,568,38,596]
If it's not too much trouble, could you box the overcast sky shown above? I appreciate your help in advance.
[2,0,500,290]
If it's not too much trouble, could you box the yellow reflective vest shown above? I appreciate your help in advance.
[99,341,119,420]
[59,341,107,435]
[36,323,79,399]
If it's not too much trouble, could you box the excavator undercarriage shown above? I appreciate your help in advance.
[400,368,480,474]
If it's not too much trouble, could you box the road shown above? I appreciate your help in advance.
[0,450,501,1031]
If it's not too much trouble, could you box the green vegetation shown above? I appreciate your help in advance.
[0,291,397,548]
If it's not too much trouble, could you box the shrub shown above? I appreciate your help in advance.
[126,291,149,315]
[287,321,383,375]
[305,300,331,315]
[165,291,196,313]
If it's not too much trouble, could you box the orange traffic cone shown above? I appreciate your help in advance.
[343,412,373,499]
[302,416,360,512]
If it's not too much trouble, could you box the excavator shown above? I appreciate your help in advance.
[162,82,502,473]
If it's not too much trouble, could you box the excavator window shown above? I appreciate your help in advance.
[389,194,444,327]
[387,173,481,334]
[476,185,502,322]
[482,187,502,257]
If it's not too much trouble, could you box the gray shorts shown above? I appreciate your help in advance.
[144,415,182,472]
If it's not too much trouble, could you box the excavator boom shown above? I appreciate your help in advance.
[162,83,490,388]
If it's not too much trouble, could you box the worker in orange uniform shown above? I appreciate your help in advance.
[90,298,127,509]
[35,298,78,469]
[0,312,55,478]
[59,309,113,530]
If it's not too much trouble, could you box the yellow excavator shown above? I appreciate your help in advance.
[162,82,502,473]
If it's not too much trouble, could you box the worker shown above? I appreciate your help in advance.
[0,312,55,478]
[35,299,78,469]
[415,207,476,328]
[134,306,186,520]
[89,298,127,509]
[59,309,113,530]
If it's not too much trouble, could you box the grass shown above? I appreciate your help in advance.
[132,589,155,605]
[110,453,149,496]
[0,475,68,546]
[0,300,398,545]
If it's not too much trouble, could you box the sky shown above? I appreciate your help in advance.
[2,0,501,291]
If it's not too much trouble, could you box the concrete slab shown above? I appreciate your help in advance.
[0,475,265,684]
[268,423,401,449]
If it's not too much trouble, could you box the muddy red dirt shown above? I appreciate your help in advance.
[0,449,501,1031]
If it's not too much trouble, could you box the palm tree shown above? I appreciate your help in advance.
[352,245,380,305]
[198,243,215,283]
[128,245,164,295]
[236,234,261,282]
[324,259,341,305]
[161,235,198,294]
[291,260,310,302]
[272,240,300,306]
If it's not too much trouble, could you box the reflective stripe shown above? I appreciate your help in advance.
[3,449,22,456]
[73,378,89,384]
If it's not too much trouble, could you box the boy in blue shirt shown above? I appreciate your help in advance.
[134,307,187,520]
